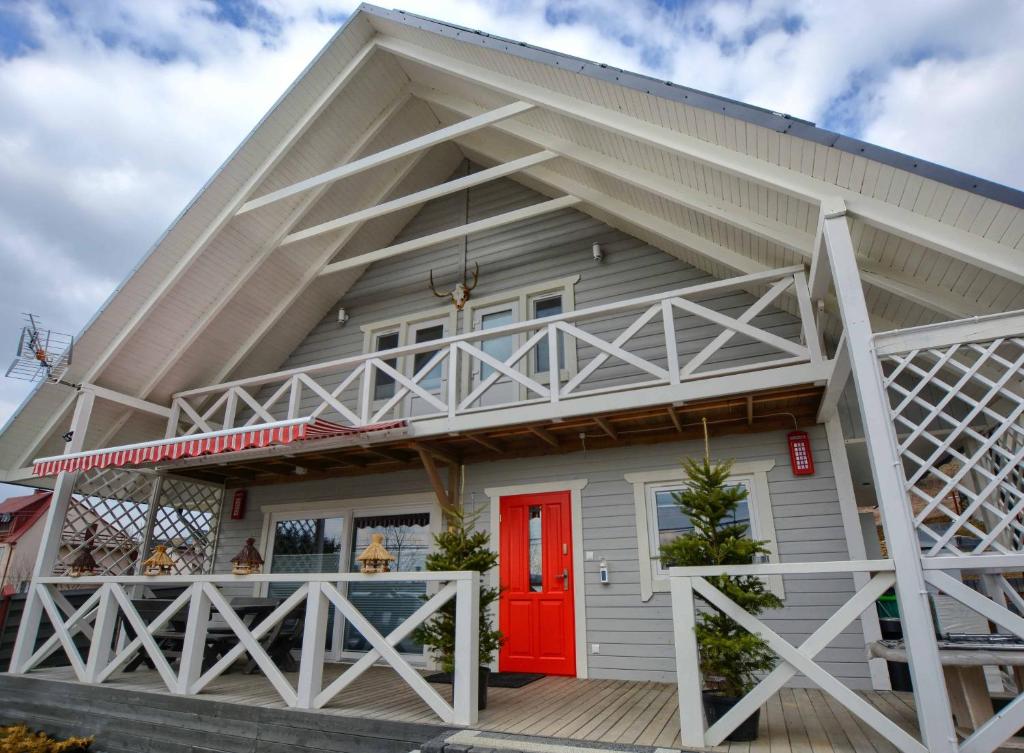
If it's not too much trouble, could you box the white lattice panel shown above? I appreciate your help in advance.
[54,469,224,576]
[56,468,157,576]
[879,336,1024,557]
[150,476,224,574]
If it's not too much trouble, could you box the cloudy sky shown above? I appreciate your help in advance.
[0,0,1022,493]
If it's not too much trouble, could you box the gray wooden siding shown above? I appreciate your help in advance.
[264,165,804,420]
[214,426,870,688]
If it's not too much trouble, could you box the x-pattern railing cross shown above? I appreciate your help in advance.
[18,572,480,727]
[670,562,925,752]
[166,267,820,438]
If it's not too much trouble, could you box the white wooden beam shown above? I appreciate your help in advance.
[122,93,414,410]
[816,334,850,423]
[823,206,958,753]
[238,100,534,214]
[422,88,986,321]
[81,383,170,419]
[809,197,843,301]
[318,194,580,276]
[281,150,557,247]
[382,37,1024,285]
[202,150,436,390]
[415,86,814,255]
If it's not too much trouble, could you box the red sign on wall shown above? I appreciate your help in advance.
[230,489,247,520]
[787,431,814,476]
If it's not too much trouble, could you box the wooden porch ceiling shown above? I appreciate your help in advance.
[169,383,823,487]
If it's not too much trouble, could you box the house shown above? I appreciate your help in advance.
[0,5,1022,753]
[0,491,50,594]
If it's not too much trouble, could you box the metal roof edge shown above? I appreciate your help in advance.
[359,3,1024,210]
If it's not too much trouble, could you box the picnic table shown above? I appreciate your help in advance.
[123,597,302,674]
[870,638,1024,742]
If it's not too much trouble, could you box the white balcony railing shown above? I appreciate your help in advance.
[167,265,825,439]
[13,571,481,725]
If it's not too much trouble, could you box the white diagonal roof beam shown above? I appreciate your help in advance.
[281,150,557,247]
[318,194,580,276]
[381,36,1024,285]
[121,94,413,405]
[414,86,814,255]
[199,150,435,392]
[238,100,534,214]
[422,89,991,320]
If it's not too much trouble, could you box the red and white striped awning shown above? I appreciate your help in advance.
[32,417,406,477]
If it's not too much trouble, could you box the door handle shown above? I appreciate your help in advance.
[559,568,569,591]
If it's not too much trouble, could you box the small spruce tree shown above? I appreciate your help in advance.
[413,507,503,672]
[659,457,781,697]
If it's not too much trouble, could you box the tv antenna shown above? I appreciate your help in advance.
[5,314,74,385]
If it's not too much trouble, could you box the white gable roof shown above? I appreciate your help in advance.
[3,3,1023,476]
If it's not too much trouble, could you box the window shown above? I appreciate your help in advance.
[532,295,565,373]
[625,461,782,601]
[373,331,400,400]
[362,307,457,409]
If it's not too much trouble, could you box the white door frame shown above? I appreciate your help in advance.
[484,479,589,679]
[257,492,444,663]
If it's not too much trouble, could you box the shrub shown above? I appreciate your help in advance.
[659,457,782,697]
[0,725,93,753]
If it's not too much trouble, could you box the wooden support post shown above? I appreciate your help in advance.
[176,584,211,695]
[453,572,480,726]
[823,201,957,752]
[10,388,94,674]
[297,582,328,708]
[528,426,559,448]
[671,575,706,747]
[418,447,455,519]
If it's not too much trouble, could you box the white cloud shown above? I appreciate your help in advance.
[0,0,1021,488]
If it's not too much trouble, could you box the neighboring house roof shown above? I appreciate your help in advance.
[2,3,1022,479]
[0,491,51,545]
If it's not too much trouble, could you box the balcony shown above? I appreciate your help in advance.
[35,266,831,486]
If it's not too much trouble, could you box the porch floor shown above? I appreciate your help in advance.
[27,664,925,753]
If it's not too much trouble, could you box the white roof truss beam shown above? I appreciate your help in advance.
[414,86,814,255]
[122,93,414,406]
[281,150,557,247]
[420,88,990,320]
[318,194,580,276]
[238,100,534,214]
[202,150,435,391]
[379,36,1024,285]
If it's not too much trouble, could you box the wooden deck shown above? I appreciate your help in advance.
[25,663,930,753]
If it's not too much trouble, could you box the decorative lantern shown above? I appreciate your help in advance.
[142,545,175,576]
[68,547,99,577]
[231,537,264,575]
[356,533,395,574]
[788,430,814,476]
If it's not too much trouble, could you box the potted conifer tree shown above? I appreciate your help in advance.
[414,507,504,710]
[659,456,782,741]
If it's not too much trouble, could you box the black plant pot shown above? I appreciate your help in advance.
[479,666,491,710]
[702,692,761,742]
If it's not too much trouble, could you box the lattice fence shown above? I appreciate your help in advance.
[878,335,1024,557]
[54,469,224,576]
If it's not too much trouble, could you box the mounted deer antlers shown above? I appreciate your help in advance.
[429,261,479,311]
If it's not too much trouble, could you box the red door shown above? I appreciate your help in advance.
[499,491,576,676]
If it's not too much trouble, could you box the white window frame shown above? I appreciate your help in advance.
[361,306,458,412]
[625,460,784,601]
[462,274,580,398]
[257,492,444,664]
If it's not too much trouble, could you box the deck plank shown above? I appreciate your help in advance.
[21,664,936,753]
